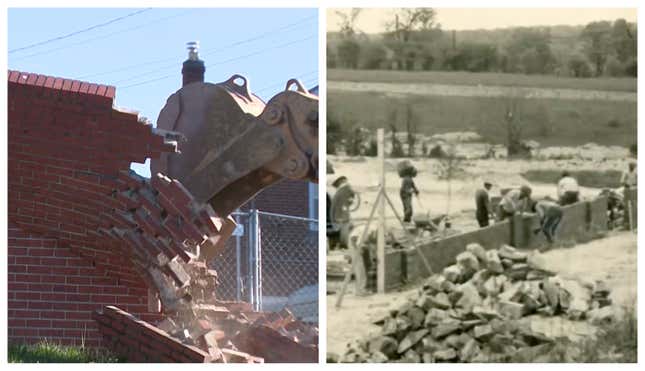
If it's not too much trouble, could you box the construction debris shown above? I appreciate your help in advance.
[334,243,615,363]
[94,304,318,363]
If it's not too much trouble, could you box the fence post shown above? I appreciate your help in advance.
[234,210,241,301]
[255,209,262,311]
[247,210,256,305]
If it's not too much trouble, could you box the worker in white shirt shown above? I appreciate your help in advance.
[557,171,580,206]
[497,185,532,221]
[621,162,637,189]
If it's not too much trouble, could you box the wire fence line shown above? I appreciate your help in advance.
[210,210,318,324]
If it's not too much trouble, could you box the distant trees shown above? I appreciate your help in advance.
[444,42,498,72]
[328,15,637,78]
[579,19,637,77]
[568,54,593,77]
[336,8,362,38]
[581,21,613,76]
[504,28,556,74]
[335,9,362,69]
[336,40,361,69]
[386,8,439,42]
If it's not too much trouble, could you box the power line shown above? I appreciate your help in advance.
[77,14,316,81]
[200,14,317,58]
[118,34,316,90]
[112,30,315,86]
[9,8,152,54]
[254,70,318,94]
[11,10,196,62]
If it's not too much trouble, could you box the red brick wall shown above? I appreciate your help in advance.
[93,306,209,362]
[8,224,161,346]
[7,70,317,346]
[7,71,170,346]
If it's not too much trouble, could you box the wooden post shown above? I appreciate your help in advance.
[377,128,386,293]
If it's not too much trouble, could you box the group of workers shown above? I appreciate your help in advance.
[328,161,637,248]
[474,161,637,243]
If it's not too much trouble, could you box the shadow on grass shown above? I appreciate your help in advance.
[8,339,123,363]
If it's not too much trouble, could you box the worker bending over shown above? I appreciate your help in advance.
[497,185,532,221]
[531,199,563,244]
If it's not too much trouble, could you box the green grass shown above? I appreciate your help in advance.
[328,91,636,148]
[8,340,122,363]
[329,69,637,92]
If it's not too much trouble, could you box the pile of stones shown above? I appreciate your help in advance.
[338,243,614,363]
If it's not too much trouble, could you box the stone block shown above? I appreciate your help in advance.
[433,348,457,362]
[431,319,461,339]
[397,329,429,354]
[485,250,503,274]
[466,243,487,264]
[473,324,494,340]
[369,336,398,358]
[498,300,524,319]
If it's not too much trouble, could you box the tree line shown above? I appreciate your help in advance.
[328,9,637,78]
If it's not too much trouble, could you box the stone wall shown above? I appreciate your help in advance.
[399,197,609,285]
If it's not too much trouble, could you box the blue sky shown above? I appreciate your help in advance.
[8,8,319,176]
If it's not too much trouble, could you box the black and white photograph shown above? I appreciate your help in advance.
[326,7,637,363]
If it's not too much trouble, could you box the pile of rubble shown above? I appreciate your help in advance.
[337,243,614,363]
[94,172,318,363]
[94,303,318,363]
[156,301,319,363]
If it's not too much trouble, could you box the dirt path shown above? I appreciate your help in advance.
[326,232,637,356]
[328,81,637,102]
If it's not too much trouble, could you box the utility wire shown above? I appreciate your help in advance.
[254,70,318,94]
[11,10,196,62]
[9,8,152,53]
[118,34,316,89]
[112,29,314,85]
[78,14,316,81]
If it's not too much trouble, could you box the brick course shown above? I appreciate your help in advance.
[8,70,170,346]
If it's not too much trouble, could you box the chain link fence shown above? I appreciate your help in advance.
[210,211,249,302]
[210,210,318,324]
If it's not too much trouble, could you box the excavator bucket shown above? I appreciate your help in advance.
[152,75,318,217]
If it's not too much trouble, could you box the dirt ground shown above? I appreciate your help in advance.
[326,231,637,356]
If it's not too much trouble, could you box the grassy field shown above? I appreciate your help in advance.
[8,341,122,363]
[329,69,637,92]
[328,91,636,148]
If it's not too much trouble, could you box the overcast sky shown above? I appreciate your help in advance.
[327,8,637,33]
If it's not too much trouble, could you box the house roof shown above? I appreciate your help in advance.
[8,70,116,99]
